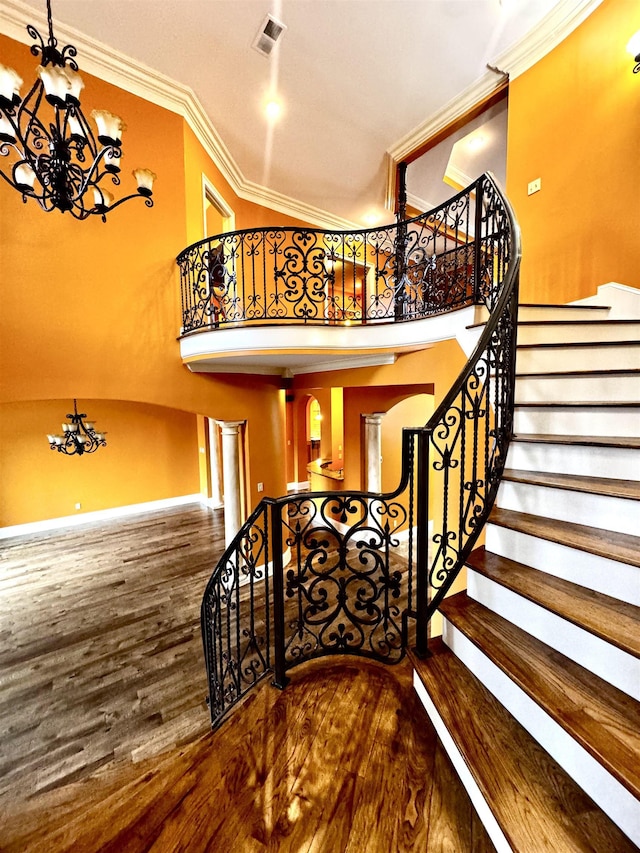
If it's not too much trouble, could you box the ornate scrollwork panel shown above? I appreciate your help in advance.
[278,493,410,667]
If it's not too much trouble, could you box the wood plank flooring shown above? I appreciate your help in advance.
[0,506,494,852]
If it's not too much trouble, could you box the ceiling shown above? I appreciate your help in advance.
[3,0,597,228]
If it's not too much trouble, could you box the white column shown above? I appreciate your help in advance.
[207,418,223,508]
[216,420,245,547]
[363,412,385,493]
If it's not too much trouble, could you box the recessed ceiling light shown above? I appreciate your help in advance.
[467,134,486,151]
[362,210,383,227]
[264,99,283,122]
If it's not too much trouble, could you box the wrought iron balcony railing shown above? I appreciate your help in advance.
[177,177,498,334]
[198,174,520,729]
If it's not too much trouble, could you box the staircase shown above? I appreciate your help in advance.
[412,290,640,852]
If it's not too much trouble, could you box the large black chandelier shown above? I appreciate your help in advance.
[47,400,106,456]
[0,0,156,220]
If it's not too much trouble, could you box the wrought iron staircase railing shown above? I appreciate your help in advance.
[178,177,488,333]
[197,174,521,729]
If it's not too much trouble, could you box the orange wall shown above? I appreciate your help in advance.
[0,400,198,526]
[507,0,640,303]
[0,33,301,525]
[296,339,466,493]
[380,394,434,494]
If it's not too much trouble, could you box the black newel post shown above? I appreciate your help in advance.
[414,427,431,658]
[394,161,408,321]
[270,501,289,689]
[473,176,485,305]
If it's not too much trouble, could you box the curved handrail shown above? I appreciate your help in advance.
[178,179,484,333]
[200,173,520,728]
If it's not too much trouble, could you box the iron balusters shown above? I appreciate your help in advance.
[199,174,521,729]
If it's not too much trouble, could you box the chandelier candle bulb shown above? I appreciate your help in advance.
[0,64,21,107]
[38,65,71,106]
[133,168,156,196]
[64,68,84,104]
[0,114,16,142]
[104,149,121,173]
[14,162,36,190]
[93,187,114,208]
[91,109,124,147]
[67,114,85,140]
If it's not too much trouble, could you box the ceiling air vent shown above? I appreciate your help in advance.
[252,13,287,57]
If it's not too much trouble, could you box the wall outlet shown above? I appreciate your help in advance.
[527,177,541,195]
[75,502,81,510]
[257,482,264,492]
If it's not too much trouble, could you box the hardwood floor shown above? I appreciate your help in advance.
[0,505,494,852]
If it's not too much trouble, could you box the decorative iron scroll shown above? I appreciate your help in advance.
[278,492,411,665]
[200,174,521,729]
[178,180,483,334]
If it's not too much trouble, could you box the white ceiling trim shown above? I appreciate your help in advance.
[493,0,604,80]
[0,0,358,232]
[385,0,603,208]
[0,0,601,230]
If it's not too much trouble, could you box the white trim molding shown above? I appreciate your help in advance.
[0,494,202,539]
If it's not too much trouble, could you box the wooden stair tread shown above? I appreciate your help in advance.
[516,319,640,327]
[517,340,640,349]
[502,468,640,500]
[488,507,640,568]
[411,639,638,853]
[516,368,640,377]
[466,547,640,658]
[468,307,613,328]
[512,434,640,450]
[514,400,640,408]
[438,594,640,800]
[518,303,611,311]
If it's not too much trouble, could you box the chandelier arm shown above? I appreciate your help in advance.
[101,190,154,216]
[16,81,50,156]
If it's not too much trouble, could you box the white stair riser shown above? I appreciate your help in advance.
[467,570,639,700]
[442,620,640,847]
[497,481,637,536]
[518,307,610,323]
[516,345,640,373]
[514,406,639,437]
[515,373,640,403]
[507,442,640,481]
[484,524,640,607]
[517,323,640,345]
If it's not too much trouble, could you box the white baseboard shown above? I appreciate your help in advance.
[0,494,202,539]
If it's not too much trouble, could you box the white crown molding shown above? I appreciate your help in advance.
[493,0,604,80]
[0,0,358,231]
[443,163,473,192]
[406,191,435,214]
[386,0,603,169]
[388,73,504,167]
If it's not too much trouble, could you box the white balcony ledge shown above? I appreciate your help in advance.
[180,305,479,377]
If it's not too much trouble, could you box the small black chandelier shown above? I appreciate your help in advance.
[47,400,106,456]
[0,0,156,220]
